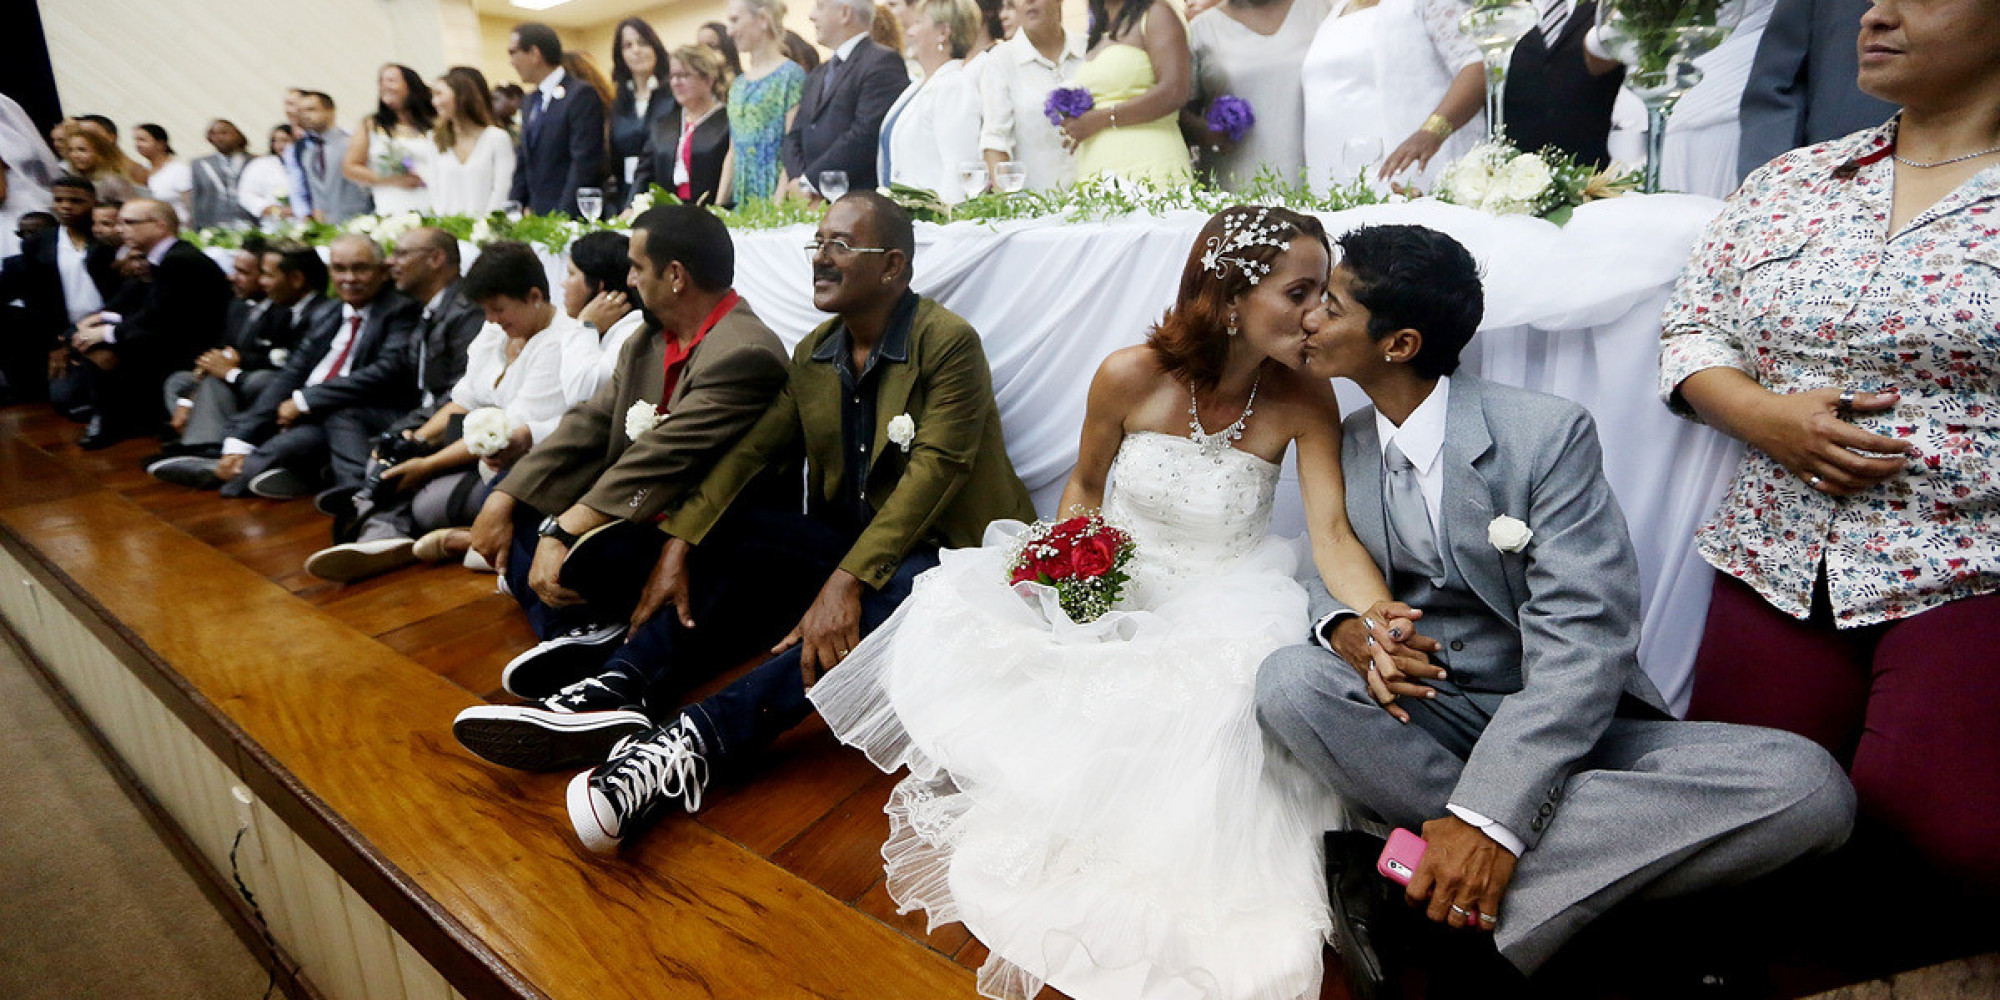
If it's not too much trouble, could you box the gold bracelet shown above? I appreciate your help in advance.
[1109,107,1120,129]
[1421,113,1454,140]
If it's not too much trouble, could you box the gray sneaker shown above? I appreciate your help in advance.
[147,455,222,490]
[247,466,316,499]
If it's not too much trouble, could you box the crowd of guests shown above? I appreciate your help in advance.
[0,0,1993,997]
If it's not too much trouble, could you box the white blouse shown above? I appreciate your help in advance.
[429,127,517,216]
[147,159,194,217]
[450,312,588,446]
[880,60,985,203]
[238,155,291,219]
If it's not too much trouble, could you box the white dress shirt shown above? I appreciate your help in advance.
[451,311,587,445]
[979,29,1087,191]
[55,228,104,323]
[579,309,646,400]
[290,302,371,412]
[237,154,292,219]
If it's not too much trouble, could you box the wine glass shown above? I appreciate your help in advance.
[1595,0,1743,191]
[1342,137,1386,184]
[995,161,1028,194]
[1458,1,1540,143]
[818,170,850,202]
[958,161,990,200]
[575,187,603,222]
[499,200,523,222]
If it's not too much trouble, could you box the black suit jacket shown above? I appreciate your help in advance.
[1737,0,1897,180]
[103,240,234,371]
[0,229,119,351]
[224,288,419,443]
[511,73,608,215]
[1505,4,1626,169]
[386,282,487,433]
[634,106,732,207]
[781,39,909,192]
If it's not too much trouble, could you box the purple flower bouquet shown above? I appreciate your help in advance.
[1205,95,1256,143]
[1044,87,1095,128]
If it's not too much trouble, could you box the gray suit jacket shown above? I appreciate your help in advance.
[285,128,373,223]
[1737,0,1897,181]
[1310,375,1670,849]
[500,297,791,523]
[189,153,256,231]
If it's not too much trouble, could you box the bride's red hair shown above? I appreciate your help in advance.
[1148,206,1328,391]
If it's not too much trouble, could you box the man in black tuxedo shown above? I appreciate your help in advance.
[1503,1,1626,169]
[780,0,910,199]
[508,23,607,215]
[0,176,117,409]
[152,235,417,498]
[67,198,232,449]
[1736,0,1896,180]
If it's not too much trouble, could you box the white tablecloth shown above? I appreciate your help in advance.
[729,196,1735,713]
[222,195,1732,711]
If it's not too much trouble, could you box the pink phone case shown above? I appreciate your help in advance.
[1377,828,1427,886]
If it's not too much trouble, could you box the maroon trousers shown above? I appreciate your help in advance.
[1689,574,2000,897]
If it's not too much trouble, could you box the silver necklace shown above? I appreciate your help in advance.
[1892,145,2000,169]
[1188,375,1260,456]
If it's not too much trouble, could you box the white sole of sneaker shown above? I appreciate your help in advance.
[567,769,620,854]
[452,705,651,772]
[304,540,417,583]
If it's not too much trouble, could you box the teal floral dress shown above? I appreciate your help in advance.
[728,61,807,204]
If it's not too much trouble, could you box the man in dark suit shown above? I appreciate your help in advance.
[454,195,1036,859]
[508,23,607,215]
[189,120,257,231]
[1256,226,1854,997]
[1736,0,1896,180]
[781,0,910,199]
[150,243,335,468]
[153,235,417,498]
[1504,1,1626,169]
[67,198,232,449]
[0,175,117,409]
[451,204,789,672]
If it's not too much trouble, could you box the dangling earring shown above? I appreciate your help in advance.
[1227,312,1239,337]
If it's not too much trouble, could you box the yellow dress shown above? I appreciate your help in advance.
[1072,44,1194,184]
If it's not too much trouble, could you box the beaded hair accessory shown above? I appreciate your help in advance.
[1201,208,1292,286]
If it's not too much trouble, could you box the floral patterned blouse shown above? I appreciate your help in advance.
[727,60,807,205]
[1660,119,2000,628]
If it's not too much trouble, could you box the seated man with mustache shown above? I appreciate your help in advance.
[455,191,1035,856]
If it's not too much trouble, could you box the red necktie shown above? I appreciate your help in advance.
[320,315,361,383]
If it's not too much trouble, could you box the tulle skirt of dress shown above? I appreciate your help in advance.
[811,521,1342,1000]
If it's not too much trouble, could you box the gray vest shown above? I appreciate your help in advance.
[1387,507,1523,706]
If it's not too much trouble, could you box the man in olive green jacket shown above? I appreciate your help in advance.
[457,193,1034,854]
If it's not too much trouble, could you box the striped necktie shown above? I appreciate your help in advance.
[1539,0,1571,44]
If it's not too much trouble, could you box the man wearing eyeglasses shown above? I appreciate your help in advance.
[454,191,1035,855]
[67,197,231,449]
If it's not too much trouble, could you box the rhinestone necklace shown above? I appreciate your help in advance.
[1188,374,1260,456]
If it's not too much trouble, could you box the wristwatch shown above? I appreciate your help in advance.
[537,515,580,548]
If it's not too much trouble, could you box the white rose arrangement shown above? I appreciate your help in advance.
[463,407,517,458]
[469,218,496,246]
[1487,515,1533,553]
[886,413,916,452]
[1436,141,1639,224]
[626,400,663,442]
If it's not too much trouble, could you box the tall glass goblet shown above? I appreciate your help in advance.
[995,161,1028,194]
[1595,0,1742,192]
[1459,1,1539,144]
[575,187,603,222]
[818,170,850,202]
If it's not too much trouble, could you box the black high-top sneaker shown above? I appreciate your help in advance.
[452,671,650,772]
[567,716,710,853]
[500,622,630,698]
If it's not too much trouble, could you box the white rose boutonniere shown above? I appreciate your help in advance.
[626,400,663,441]
[1488,515,1533,553]
[886,413,916,452]
[267,348,290,368]
[551,85,566,102]
[463,407,516,458]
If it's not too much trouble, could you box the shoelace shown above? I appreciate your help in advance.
[548,676,619,712]
[602,725,708,817]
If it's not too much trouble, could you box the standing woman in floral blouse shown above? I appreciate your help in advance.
[724,0,807,204]
[1659,0,2000,899]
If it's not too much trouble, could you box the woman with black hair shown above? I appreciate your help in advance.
[344,63,439,214]
[134,123,193,218]
[698,21,745,76]
[1062,0,1194,182]
[558,230,644,401]
[609,18,677,210]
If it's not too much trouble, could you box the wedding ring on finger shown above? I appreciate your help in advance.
[1807,474,1823,488]
[1478,913,1498,927]
[1450,905,1471,918]
[1837,388,1858,416]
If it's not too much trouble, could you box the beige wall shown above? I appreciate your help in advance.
[43,0,482,163]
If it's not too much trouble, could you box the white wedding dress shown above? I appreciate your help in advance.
[811,429,1342,1000]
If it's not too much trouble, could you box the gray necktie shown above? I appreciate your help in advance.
[1384,443,1443,581]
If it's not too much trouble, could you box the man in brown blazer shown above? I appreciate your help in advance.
[464,204,790,689]
[456,194,1036,856]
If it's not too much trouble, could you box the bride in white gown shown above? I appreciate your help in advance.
[810,207,1421,1000]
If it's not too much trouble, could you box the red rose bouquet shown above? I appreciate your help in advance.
[1007,513,1136,623]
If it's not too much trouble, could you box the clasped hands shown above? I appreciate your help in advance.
[1329,600,1443,725]
[629,537,864,689]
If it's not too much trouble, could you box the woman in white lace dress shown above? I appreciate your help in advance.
[1299,0,1484,192]
[343,64,438,216]
[811,207,1423,1000]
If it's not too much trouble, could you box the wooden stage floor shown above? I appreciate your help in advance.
[4,401,1992,1000]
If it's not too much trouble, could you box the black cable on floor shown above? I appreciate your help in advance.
[229,825,281,1000]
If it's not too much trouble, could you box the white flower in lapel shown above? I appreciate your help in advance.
[625,400,662,441]
[551,85,565,101]
[268,348,290,368]
[886,413,916,452]
[1488,515,1532,553]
